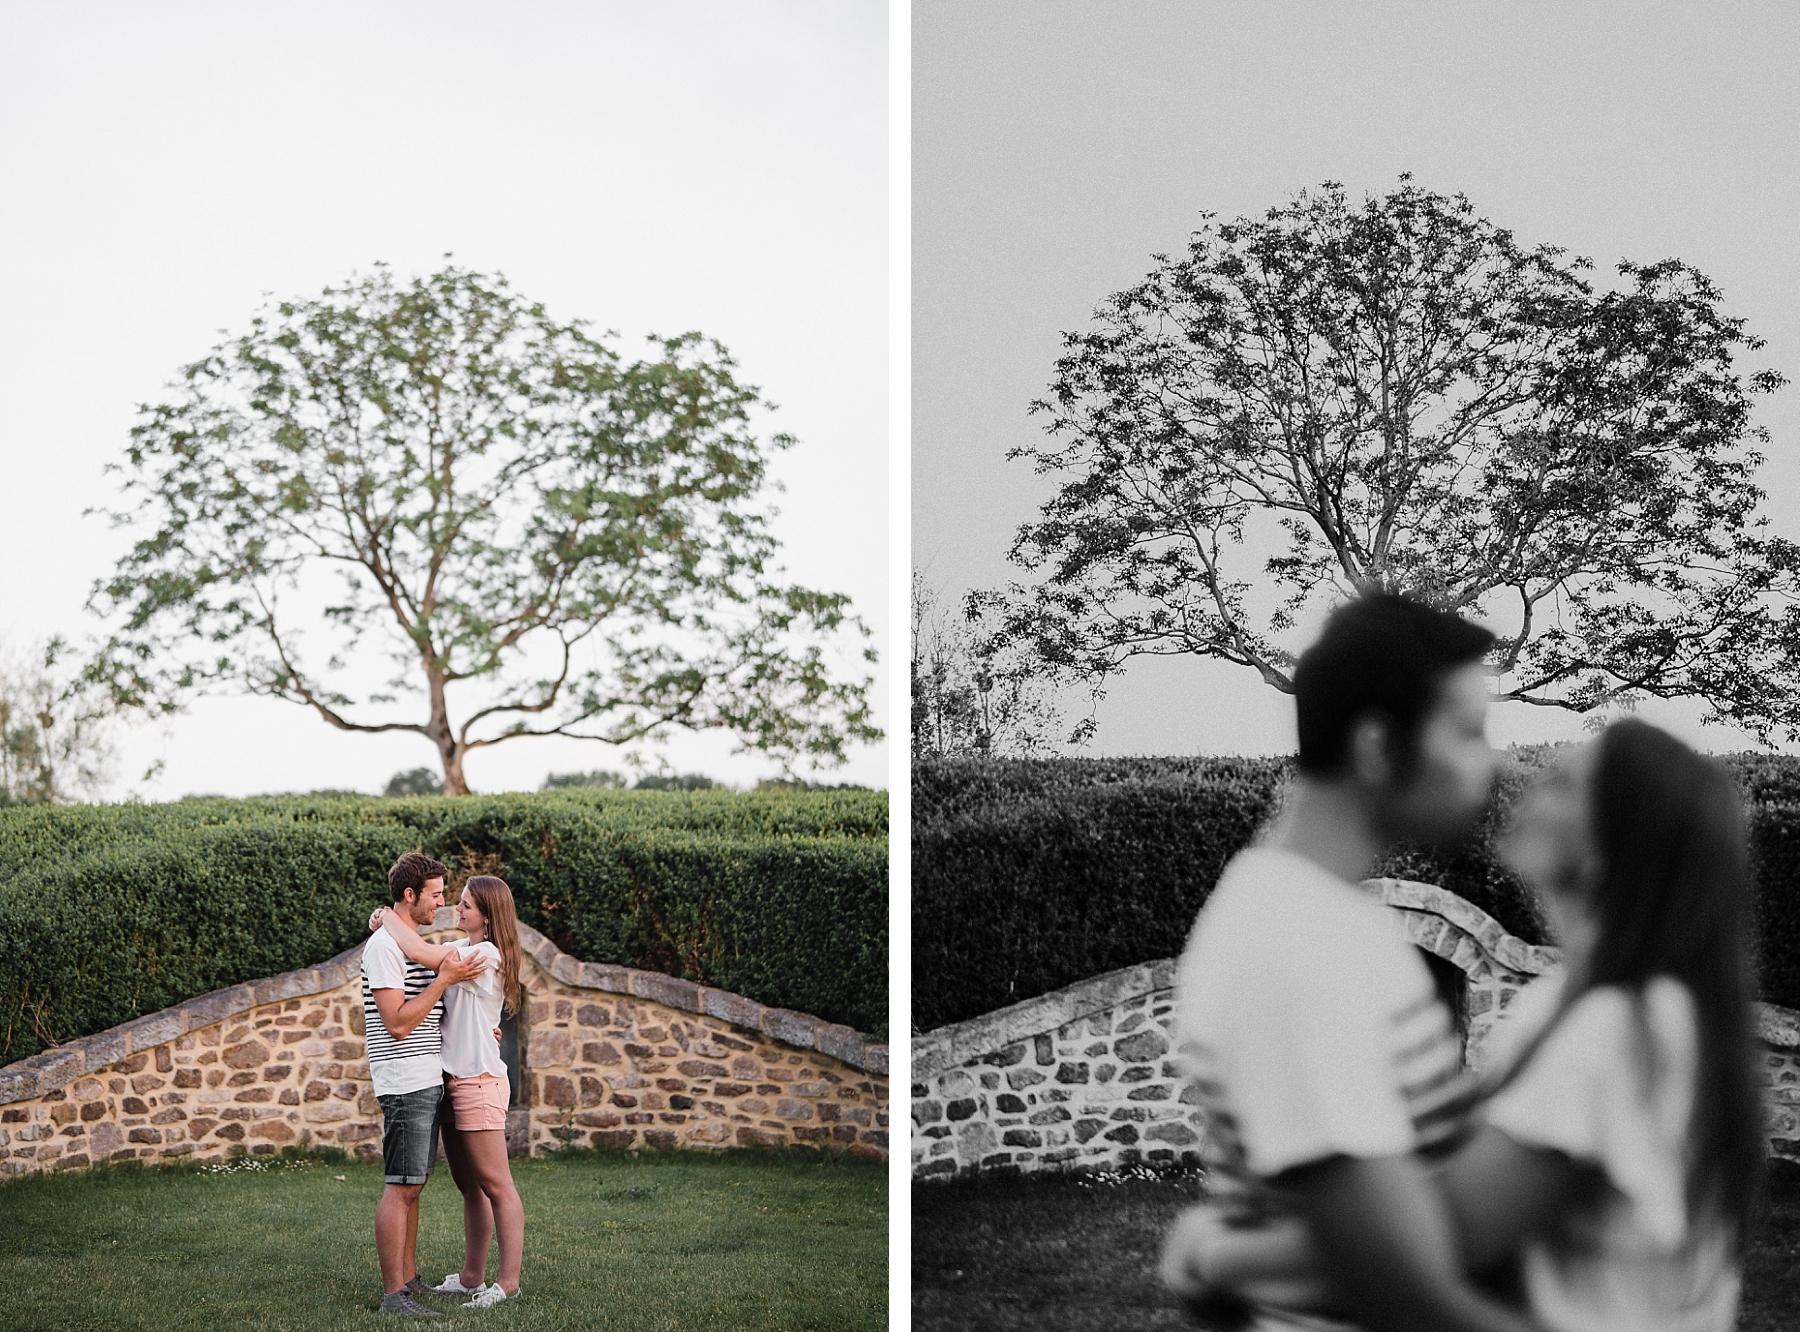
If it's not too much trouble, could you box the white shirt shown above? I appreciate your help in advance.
[1177,846,1475,1187]
[438,939,508,1080]
[361,928,444,1097]
[1484,973,1738,1332]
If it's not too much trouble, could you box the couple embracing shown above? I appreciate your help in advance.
[1163,593,1764,1331]
[361,852,527,1318]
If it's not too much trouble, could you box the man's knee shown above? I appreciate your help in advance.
[383,1181,425,1205]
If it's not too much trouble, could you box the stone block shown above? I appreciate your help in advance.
[1114,1030,1169,1063]
[0,1058,41,1101]
[813,1024,866,1067]
[118,1009,187,1053]
[550,953,582,985]
[254,970,319,1007]
[22,1047,85,1092]
[181,985,257,1030]
[578,962,632,995]
[581,1041,621,1067]
[223,1040,270,1070]
[65,1029,131,1070]
[702,988,764,1031]
[760,1007,819,1050]
[528,1030,575,1068]
[634,972,702,1013]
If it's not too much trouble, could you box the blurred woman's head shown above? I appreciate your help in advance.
[1500,719,1763,1241]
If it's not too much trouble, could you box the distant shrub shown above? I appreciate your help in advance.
[913,751,1800,1032]
[0,788,887,1063]
[384,768,443,797]
[541,770,628,791]
[631,773,719,791]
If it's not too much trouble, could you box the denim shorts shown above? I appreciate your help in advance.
[377,1083,443,1185]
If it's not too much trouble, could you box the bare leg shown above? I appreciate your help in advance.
[461,1129,523,1294]
[442,1119,494,1286]
[376,1183,425,1294]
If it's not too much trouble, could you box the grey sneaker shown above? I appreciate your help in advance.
[405,1276,436,1298]
[380,1291,444,1318]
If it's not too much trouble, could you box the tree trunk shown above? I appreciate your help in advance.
[424,662,470,795]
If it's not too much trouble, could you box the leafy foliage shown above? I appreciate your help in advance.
[89,264,879,793]
[0,788,886,1062]
[997,178,1800,738]
[913,752,1800,1031]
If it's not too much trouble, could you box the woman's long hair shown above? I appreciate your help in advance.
[465,875,523,1017]
[1580,719,1765,1244]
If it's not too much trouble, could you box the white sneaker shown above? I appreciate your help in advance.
[428,1274,487,1297]
[463,1285,515,1309]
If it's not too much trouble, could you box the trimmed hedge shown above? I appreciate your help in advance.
[913,752,1800,1032]
[0,789,887,1064]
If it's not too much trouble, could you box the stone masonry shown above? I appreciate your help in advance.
[1,912,887,1180]
[913,879,1800,1179]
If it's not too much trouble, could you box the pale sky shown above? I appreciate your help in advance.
[913,0,1800,758]
[0,1,889,797]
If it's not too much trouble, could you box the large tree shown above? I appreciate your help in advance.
[92,264,879,793]
[996,177,1800,738]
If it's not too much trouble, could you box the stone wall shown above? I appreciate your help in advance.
[1,912,887,1180]
[912,879,1800,1178]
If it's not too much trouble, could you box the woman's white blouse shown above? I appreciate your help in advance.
[1484,972,1738,1332]
[439,940,509,1080]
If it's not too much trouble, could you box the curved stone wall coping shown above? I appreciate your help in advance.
[0,908,886,1105]
[915,879,1800,1073]
[913,958,1176,1080]
[1366,878,1563,975]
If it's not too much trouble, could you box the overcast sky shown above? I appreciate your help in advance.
[0,1,888,797]
[914,0,1800,758]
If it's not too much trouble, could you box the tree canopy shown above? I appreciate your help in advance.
[995,177,1800,738]
[92,264,879,793]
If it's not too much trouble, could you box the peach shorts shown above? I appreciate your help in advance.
[446,1074,509,1131]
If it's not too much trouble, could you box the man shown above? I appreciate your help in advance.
[1162,593,1542,1332]
[364,851,485,1320]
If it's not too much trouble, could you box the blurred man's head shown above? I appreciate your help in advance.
[1293,592,1497,845]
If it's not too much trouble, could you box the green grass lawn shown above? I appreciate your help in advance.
[0,1147,886,1332]
[913,1159,1800,1331]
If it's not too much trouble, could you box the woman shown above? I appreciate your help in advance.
[1167,719,1766,1330]
[375,875,526,1309]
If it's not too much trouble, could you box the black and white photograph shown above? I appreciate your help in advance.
[910,4,1800,1330]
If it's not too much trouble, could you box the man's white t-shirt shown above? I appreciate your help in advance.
[439,940,508,1080]
[360,927,444,1097]
[1176,846,1475,1195]
[1484,973,1738,1332]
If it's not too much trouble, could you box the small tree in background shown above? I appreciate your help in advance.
[90,263,881,794]
[996,177,1800,738]
[0,639,115,805]
[911,571,1067,756]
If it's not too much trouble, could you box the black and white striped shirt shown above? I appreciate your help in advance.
[1176,848,1479,1197]
[361,928,444,1095]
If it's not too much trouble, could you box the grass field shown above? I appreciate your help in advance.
[0,1147,886,1332]
[912,1159,1800,1331]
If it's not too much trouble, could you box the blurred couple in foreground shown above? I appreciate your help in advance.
[1162,593,1763,1332]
